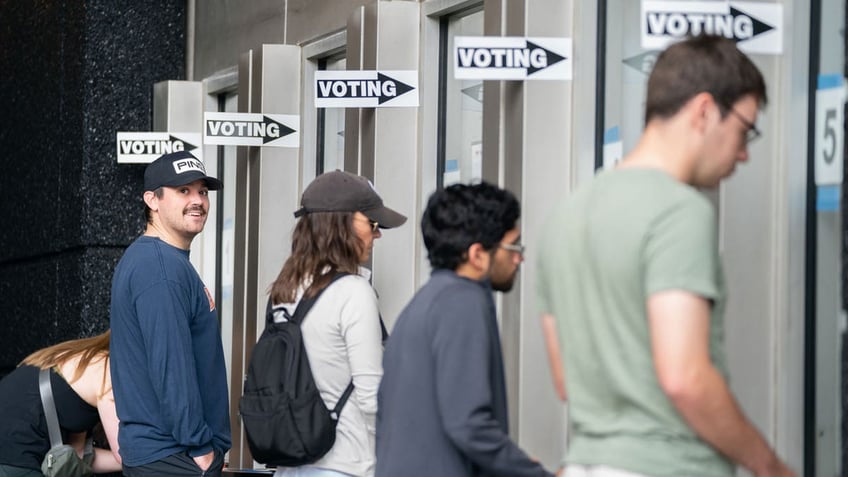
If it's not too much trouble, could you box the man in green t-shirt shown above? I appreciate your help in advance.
[536,35,795,477]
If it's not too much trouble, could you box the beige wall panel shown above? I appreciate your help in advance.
[255,45,303,311]
[721,129,777,437]
[770,1,810,467]
[719,8,809,471]
[345,6,366,173]
[517,0,575,470]
[367,1,421,326]
[286,0,371,47]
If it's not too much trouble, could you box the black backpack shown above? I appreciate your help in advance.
[239,273,354,466]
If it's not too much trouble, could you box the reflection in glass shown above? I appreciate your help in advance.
[318,56,346,174]
[441,9,484,186]
[811,1,845,476]
[216,92,238,406]
[601,0,654,170]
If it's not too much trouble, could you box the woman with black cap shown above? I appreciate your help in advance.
[268,170,406,477]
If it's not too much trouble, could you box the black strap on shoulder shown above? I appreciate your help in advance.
[264,296,281,326]
[379,313,389,343]
[264,297,273,326]
[289,272,350,325]
[372,289,389,343]
[269,273,390,342]
[265,273,349,326]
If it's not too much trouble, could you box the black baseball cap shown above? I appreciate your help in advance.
[294,170,407,229]
[144,151,222,191]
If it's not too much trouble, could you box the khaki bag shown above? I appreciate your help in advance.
[39,369,95,477]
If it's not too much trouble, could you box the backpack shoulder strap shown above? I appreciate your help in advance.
[265,295,295,326]
[289,271,356,417]
[264,296,274,326]
[330,381,356,420]
[290,272,350,325]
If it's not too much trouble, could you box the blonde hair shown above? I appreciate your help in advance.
[20,330,111,396]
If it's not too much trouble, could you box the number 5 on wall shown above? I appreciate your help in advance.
[815,74,846,186]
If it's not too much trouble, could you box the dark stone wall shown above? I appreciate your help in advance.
[0,1,186,376]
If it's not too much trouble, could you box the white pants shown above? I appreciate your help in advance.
[564,465,649,477]
[274,467,354,477]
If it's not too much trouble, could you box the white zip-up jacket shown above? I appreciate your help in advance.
[272,268,382,477]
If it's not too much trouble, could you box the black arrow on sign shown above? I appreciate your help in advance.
[170,135,199,151]
[263,116,296,144]
[730,7,775,40]
[526,41,567,76]
[378,73,415,105]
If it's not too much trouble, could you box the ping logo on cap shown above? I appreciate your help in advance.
[173,158,207,175]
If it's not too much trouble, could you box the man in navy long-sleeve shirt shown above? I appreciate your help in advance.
[110,151,231,476]
[377,182,554,477]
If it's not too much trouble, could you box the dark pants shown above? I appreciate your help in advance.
[123,450,224,477]
[0,465,42,477]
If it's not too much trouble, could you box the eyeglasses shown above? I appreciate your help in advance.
[355,216,380,232]
[726,107,761,144]
[499,242,525,255]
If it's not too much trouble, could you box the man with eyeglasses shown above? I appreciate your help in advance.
[537,35,795,477]
[377,182,553,477]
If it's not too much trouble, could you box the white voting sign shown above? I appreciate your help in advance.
[454,36,572,80]
[315,70,419,108]
[116,132,202,164]
[204,112,300,147]
[641,1,783,55]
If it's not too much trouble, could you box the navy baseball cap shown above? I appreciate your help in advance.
[144,151,222,191]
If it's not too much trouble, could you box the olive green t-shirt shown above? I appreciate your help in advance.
[537,168,733,477]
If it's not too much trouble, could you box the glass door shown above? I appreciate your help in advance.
[809,0,845,474]
[438,6,484,187]
[215,91,238,403]
[317,55,347,174]
[596,0,647,171]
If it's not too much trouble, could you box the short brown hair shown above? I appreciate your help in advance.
[645,35,767,124]
[144,187,164,224]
